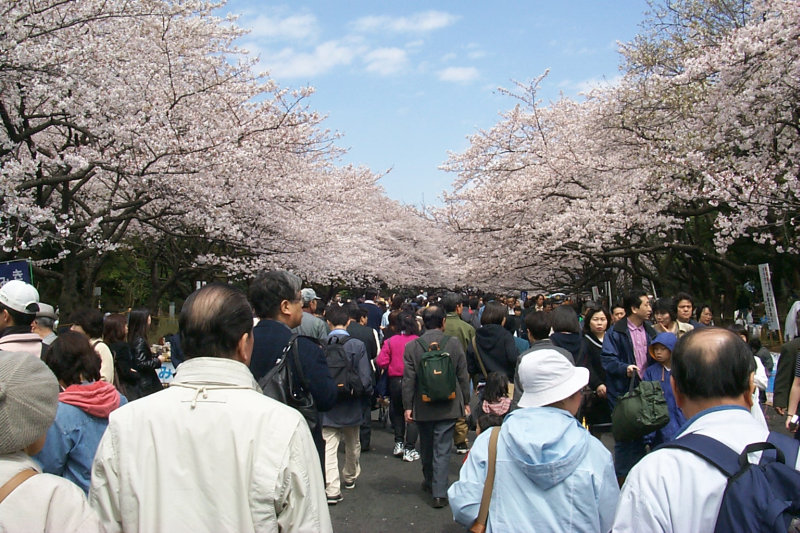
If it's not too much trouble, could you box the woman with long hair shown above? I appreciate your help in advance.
[104,313,140,400]
[582,306,612,434]
[376,311,420,462]
[34,331,127,494]
[127,308,164,397]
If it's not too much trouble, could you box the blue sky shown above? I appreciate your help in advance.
[221,1,650,207]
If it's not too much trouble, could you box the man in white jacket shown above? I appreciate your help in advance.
[89,283,332,533]
[613,327,800,532]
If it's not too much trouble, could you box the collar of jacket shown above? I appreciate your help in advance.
[173,357,260,390]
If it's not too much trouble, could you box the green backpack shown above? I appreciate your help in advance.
[417,336,457,403]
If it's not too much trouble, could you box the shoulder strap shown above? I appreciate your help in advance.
[469,426,501,533]
[656,433,740,477]
[416,338,429,352]
[767,431,800,467]
[285,333,309,389]
[472,337,488,379]
[0,469,37,505]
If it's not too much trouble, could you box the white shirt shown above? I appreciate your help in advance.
[89,357,332,533]
[612,406,800,532]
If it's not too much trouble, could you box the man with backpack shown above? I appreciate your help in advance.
[613,327,800,532]
[402,305,470,509]
[248,270,338,475]
[320,305,373,505]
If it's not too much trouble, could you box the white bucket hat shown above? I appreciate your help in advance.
[518,349,589,408]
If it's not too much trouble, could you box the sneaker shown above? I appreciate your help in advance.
[327,493,343,505]
[343,480,356,490]
[403,448,420,462]
[392,441,404,457]
[456,443,469,455]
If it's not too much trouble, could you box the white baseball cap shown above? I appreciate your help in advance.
[0,280,40,315]
[518,349,589,408]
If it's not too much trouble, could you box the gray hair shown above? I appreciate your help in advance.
[249,270,302,319]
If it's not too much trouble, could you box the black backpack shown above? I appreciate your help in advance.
[326,335,365,398]
[658,431,800,532]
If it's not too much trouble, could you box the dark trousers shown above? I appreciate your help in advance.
[614,439,646,477]
[417,419,456,498]
[389,376,418,448]
[359,398,371,450]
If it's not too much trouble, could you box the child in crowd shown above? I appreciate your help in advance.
[643,332,686,445]
[468,372,511,433]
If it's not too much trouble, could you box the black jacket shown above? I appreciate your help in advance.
[130,336,162,396]
[467,323,518,380]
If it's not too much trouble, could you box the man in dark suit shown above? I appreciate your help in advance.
[773,313,800,418]
[359,288,383,333]
[249,270,338,473]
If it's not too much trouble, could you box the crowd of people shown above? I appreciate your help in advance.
[1,275,800,532]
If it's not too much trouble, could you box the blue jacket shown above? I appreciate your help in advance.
[448,407,619,532]
[34,385,127,494]
[601,317,656,409]
[250,319,338,464]
[320,331,374,428]
[642,363,686,445]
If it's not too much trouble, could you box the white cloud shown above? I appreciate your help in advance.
[364,48,408,75]
[352,11,458,34]
[465,43,486,60]
[574,75,622,94]
[245,13,319,41]
[438,66,479,83]
[440,52,457,62]
[262,40,363,79]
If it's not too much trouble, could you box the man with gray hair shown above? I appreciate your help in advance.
[249,270,337,474]
[32,303,57,346]
[90,283,332,533]
[292,288,328,342]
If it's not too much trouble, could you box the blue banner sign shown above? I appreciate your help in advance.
[0,260,32,285]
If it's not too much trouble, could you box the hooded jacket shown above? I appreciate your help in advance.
[448,407,619,532]
[34,381,127,494]
[467,323,518,380]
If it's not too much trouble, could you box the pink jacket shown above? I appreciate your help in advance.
[0,332,43,357]
[376,333,419,377]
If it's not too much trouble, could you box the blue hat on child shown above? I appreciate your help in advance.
[649,332,678,356]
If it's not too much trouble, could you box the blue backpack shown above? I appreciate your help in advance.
[659,432,800,533]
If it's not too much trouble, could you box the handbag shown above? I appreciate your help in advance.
[611,374,670,441]
[469,426,501,533]
[258,333,318,432]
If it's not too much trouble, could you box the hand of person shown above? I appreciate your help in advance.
[404,409,413,424]
[626,365,639,377]
[596,384,607,399]
[464,404,471,416]
[775,406,786,416]
[787,414,799,432]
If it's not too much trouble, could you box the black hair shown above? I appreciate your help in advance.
[421,305,446,330]
[695,303,712,322]
[442,292,462,313]
[524,311,551,340]
[43,330,101,386]
[398,311,419,335]
[468,296,480,311]
[483,372,509,403]
[481,301,507,326]
[324,305,350,328]
[0,302,36,327]
[550,305,581,334]
[127,308,150,344]
[623,290,649,317]
[248,270,302,319]
[70,307,105,338]
[364,288,379,301]
[675,291,694,307]
[583,306,611,334]
[180,283,253,359]
[652,297,677,322]
[672,327,754,400]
